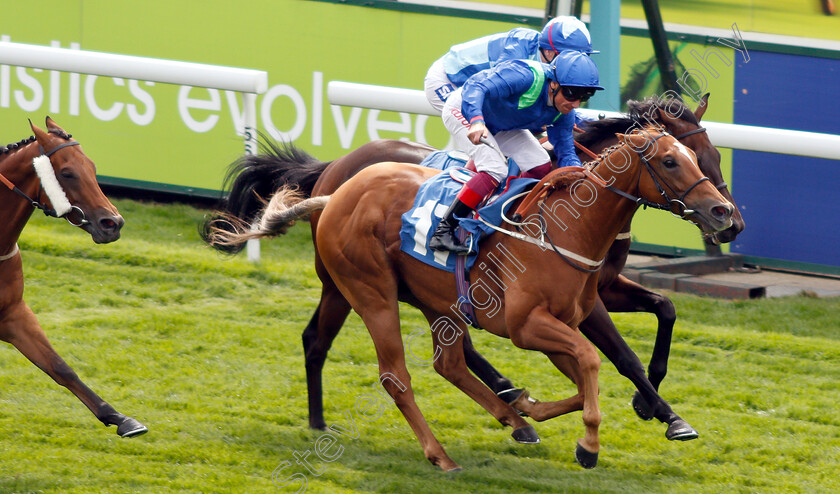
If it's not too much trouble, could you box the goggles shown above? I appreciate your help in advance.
[560,86,597,103]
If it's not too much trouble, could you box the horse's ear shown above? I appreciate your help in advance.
[694,94,710,121]
[615,133,629,146]
[656,107,674,123]
[616,132,650,150]
[30,119,48,142]
[45,116,64,133]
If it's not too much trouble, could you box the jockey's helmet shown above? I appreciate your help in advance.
[548,50,604,90]
[539,16,597,54]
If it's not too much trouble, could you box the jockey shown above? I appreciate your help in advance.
[429,51,604,254]
[424,16,595,113]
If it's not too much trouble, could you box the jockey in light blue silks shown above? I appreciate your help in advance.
[428,51,604,254]
[424,16,596,113]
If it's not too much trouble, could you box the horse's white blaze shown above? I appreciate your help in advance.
[673,141,698,170]
[32,155,72,216]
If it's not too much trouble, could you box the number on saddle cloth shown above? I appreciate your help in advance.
[399,155,535,273]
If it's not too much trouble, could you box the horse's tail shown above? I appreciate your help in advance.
[205,187,330,249]
[200,137,330,253]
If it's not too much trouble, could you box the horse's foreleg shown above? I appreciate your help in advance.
[509,353,584,421]
[461,331,526,405]
[599,274,676,391]
[0,302,147,437]
[426,323,538,444]
[599,275,681,429]
[302,282,352,430]
[579,298,696,440]
[510,309,601,468]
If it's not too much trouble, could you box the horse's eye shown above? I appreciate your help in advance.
[662,157,677,169]
[60,169,77,179]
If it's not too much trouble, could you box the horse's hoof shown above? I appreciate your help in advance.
[309,421,328,431]
[631,391,654,421]
[436,459,462,472]
[666,419,699,441]
[117,417,148,438]
[575,442,599,469]
[511,425,540,444]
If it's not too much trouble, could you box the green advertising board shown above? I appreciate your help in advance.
[1,0,735,251]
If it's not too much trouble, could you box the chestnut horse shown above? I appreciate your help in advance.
[202,95,743,440]
[0,117,146,437]
[211,129,734,470]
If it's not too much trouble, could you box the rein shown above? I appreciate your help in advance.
[0,140,88,226]
[502,129,712,271]
[475,195,606,272]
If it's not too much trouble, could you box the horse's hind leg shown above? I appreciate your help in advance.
[302,282,352,430]
[318,240,458,470]
[0,301,147,437]
[360,305,460,471]
[462,331,527,405]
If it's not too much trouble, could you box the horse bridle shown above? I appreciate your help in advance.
[0,140,89,226]
[590,130,712,220]
[515,126,718,273]
[671,126,729,193]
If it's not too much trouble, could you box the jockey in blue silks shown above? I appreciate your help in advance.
[424,16,596,113]
[429,51,604,254]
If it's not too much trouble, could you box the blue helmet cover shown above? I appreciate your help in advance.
[539,16,597,54]
[548,50,605,89]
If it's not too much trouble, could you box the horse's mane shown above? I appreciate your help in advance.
[0,129,72,155]
[576,96,698,149]
[0,136,36,155]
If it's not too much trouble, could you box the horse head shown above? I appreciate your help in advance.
[616,129,734,237]
[30,117,124,244]
[653,94,745,244]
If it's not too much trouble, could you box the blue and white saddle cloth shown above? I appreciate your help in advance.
[399,150,537,273]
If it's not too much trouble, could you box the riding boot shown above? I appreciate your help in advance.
[429,171,499,254]
[428,198,475,254]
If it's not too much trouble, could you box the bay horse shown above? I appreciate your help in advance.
[0,117,147,437]
[211,128,734,470]
[201,95,743,439]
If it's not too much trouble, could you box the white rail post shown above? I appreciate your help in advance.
[242,93,262,263]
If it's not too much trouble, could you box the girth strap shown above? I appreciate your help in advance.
[454,228,482,329]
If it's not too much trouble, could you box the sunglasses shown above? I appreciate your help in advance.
[560,86,596,103]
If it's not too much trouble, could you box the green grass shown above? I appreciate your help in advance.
[2,198,840,493]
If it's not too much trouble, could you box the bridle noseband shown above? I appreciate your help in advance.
[0,139,89,226]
